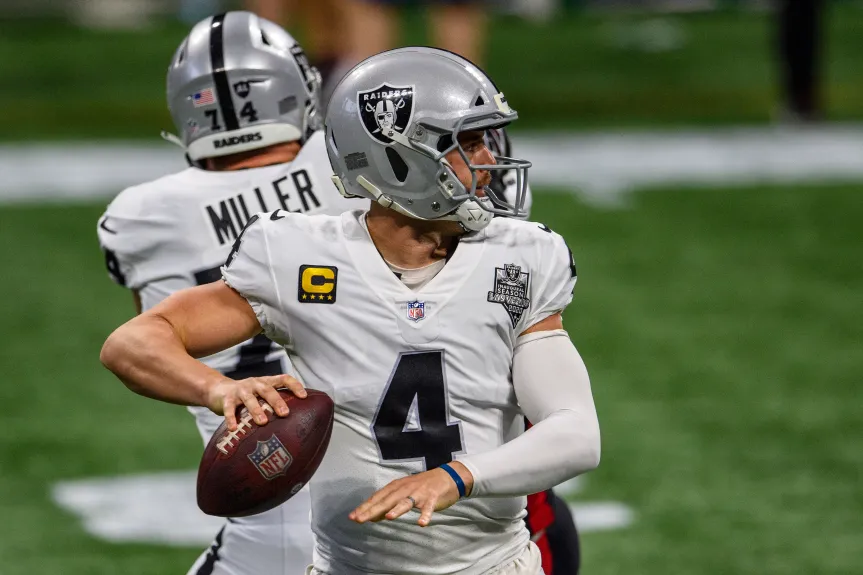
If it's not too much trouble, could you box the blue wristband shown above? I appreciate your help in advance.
[440,463,466,498]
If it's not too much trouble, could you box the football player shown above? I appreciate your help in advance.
[486,128,582,575]
[100,47,600,575]
[96,12,359,575]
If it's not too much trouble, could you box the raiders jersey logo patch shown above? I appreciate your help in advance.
[487,263,531,327]
[298,265,338,303]
[357,83,415,145]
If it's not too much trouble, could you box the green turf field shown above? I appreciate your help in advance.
[3,4,863,140]
[1,184,860,574]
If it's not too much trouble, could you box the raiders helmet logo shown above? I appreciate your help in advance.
[357,83,415,145]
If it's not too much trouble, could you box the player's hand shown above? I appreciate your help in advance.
[349,461,474,527]
[206,374,307,431]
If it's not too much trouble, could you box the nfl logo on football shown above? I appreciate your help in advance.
[248,435,293,480]
[406,301,425,322]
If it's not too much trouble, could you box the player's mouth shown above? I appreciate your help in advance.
[475,173,491,197]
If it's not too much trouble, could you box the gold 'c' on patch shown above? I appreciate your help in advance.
[298,265,338,304]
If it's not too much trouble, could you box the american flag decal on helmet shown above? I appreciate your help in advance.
[192,87,217,108]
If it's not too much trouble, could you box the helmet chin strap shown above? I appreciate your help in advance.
[346,174,491,233]
[441,199,492,232]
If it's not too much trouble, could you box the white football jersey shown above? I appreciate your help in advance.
[221,209,577,575]
[97,132,359,440]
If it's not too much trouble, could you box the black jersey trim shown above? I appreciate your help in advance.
[194,526,225,575]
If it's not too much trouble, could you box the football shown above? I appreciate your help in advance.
[196,389,334,517]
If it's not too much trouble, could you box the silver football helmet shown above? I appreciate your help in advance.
[165,11,322,161]
[325,47,531,232]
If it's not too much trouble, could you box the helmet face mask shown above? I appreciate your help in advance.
[325,47,531,232]
[165,11,322,162]
[431,112,531,220]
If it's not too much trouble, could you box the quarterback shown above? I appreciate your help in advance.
[96,12,358,575]
[101,47,600,575]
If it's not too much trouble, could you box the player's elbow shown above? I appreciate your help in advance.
[581,425,601,472]
[101,327,129,377]
[100,324,148,395]
[565,414,601,476]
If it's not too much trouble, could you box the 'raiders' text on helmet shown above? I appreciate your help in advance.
[325,47,531,232]
[166,11,322,161]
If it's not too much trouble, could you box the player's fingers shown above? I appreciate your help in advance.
[257,383,289,417]
[267,374,307,398]
[240,389,268,426]
[418,496,436,527]
[385,495,419,521]
[223,397,238,431]
[351,483,408,522]
[350,494,387,522]
[371,485,420,522]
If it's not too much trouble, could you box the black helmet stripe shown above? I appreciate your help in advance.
[209,13,240,131]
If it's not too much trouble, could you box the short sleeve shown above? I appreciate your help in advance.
[220,214,289,346]
[97,193,173,290]
[521,230,577,330]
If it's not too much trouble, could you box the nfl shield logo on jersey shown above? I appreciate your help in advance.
[487,263,531,327]
[247,435,293,480]
[407,300,425,322]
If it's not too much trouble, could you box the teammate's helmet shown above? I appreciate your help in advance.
[325,47,531,232]
[166,11,322,161]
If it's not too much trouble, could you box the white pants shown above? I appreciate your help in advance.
[186,487,313,575]
[305,541,544,575]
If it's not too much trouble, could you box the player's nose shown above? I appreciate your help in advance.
[477,144,496,167]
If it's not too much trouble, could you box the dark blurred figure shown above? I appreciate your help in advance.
[526,489,582,575]
[246,0,347,84]
[777,0,824,122]
[341,0,488,68]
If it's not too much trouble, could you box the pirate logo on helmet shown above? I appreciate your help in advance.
[357,83,415,145]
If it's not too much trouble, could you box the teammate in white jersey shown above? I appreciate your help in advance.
[96,12,357,575]
[100,47,600,575]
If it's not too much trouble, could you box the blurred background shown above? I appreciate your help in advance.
[1,1,861,574]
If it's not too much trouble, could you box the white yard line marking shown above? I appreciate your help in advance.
[52,471,632,546]
[4,125,863,205]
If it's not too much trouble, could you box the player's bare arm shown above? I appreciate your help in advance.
[100,281,306,430]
